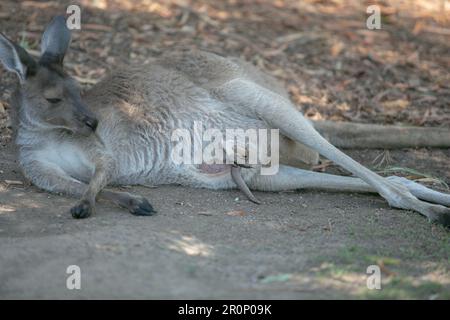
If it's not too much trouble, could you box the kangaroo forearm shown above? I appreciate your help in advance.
[26,169,87,197]
[81,166,110,203]
[27,166,138,207]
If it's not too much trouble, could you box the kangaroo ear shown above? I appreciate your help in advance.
[40,15,71,66]
[0,32,37,82]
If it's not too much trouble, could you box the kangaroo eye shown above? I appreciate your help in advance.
[46,98,62,104]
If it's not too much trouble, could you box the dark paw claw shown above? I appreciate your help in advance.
[129,197,156,216]
[70,200,93,219]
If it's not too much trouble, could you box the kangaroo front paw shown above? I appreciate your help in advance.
[128,196,156,216]
[70,199,94,219]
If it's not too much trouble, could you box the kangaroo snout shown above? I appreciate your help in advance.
[83,116,98,131]
[74,101,98,133]
[72,109,98,135]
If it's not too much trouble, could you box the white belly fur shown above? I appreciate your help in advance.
[35,143,94,181]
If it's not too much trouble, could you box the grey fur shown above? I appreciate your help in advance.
[0,17,450,226]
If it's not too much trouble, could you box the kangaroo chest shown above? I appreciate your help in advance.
[34,142,95,181]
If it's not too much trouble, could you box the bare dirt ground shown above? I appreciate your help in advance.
[0,0,449,299]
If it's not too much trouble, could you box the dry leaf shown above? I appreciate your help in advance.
[381,99,410,111]
[225,210,247,217]
[83,23,112,32]
[377,260,397,277]
[412,21,425,35]
[330,41,344,57]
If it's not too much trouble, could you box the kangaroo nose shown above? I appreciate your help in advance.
[84,117,98,131]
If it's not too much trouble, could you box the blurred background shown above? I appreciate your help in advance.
[0,0,449,147]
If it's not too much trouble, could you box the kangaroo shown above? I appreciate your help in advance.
[1,16,450,226]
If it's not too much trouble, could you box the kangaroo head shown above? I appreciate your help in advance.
[0,16,98,136]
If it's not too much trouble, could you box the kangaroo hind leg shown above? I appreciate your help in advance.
[249,165,450,208]
[214,79,450,226]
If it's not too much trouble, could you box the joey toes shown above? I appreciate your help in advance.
[70,199,94,219]
[128,197,156,216]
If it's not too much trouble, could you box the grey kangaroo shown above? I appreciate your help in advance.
[1,16,450,226]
